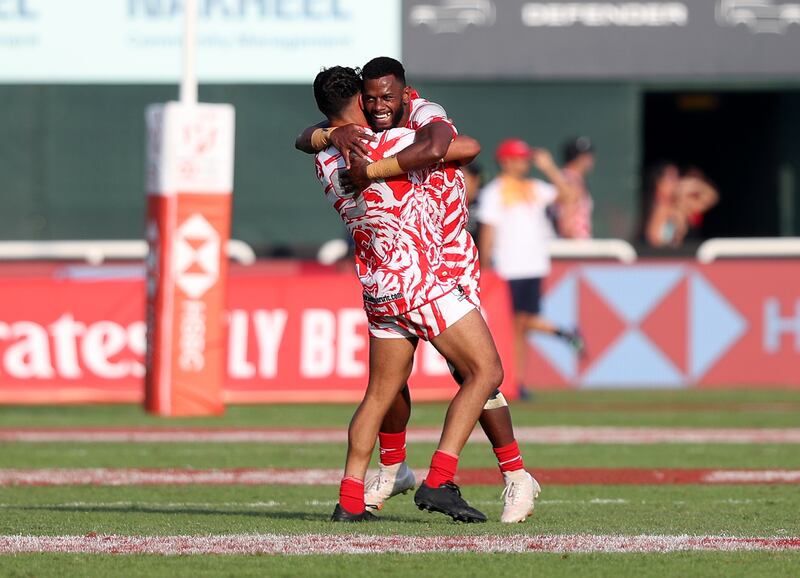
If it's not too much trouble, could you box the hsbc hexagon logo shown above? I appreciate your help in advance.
[174,214,220,299]
[530,265,748,388]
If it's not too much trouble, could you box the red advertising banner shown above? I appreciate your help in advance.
[1,259,797,403]
[523,261,800,389]
[0,266,146,403]
[0,263,516,404]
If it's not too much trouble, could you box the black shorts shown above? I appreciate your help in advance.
[508,277,543,315]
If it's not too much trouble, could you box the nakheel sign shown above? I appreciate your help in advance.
[145,102,235,416]
[0,0,400,83]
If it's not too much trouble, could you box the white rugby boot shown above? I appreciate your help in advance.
[500,470,541,523]
[364,462,416,511]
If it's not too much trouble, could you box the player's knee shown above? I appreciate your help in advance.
[478,359,504,391]
[490,352,505,384]
[489,363,504,390]
[448,361,465,386]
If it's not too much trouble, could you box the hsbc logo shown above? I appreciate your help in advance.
[531,265,748,388]
[172,213,222,373]
[174,214,220,299]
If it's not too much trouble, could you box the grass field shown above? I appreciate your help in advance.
[1,389,799,577]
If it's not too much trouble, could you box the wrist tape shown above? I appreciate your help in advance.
[365,156,403,179]
[310,127,337,150]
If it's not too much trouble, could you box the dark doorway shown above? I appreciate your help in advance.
[642,91,788,244]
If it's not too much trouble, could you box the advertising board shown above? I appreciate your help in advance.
[403,0,800,78]
[0,0,401,83]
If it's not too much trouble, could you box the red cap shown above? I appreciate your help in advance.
[496,138,531,161]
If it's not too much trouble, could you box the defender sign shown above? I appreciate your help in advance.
[403,0,800,78]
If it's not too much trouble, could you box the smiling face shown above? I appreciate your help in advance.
[362,75,411,131]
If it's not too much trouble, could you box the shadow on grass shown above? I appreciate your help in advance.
[11,503,329,522]
[9,503,410,524]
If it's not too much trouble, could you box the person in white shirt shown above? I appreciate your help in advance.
[477,139,585,396]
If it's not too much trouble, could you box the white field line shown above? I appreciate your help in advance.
[3,498,784,510]
[3,468,800,487]
[702,470,800,483]
[0,501,285,509]
[2,427,800,444]
[0,468,345,486]
[1,534,798,555]
[0,498,636,510]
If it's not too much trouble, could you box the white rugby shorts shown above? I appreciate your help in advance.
[368,286,478,340]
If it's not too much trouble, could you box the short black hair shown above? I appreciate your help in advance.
[362,56,406,84]
[563,136,594,164]
[313,66,361,119]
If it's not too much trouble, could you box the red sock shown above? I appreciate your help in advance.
[378,431,407,466]
[339,477,365,514]
[425,450,458,488]
[493,440,525,473]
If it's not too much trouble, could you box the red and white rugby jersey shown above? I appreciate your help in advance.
[407,97,457,136]
[408,97,479,299]
[315,127,464,316]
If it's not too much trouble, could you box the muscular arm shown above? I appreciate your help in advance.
[294,120,329,154]
[295,121,377,168]
[441,136,480,166]
[341,126,481,194]
[395,121,459,172]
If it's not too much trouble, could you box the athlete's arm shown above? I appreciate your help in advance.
[433,134,480,166]
[394,132,479,172]
[531,148,577,204]
[295,121,376,168]
[394,121,456,172]
[294,120,328,154]
[340,133,480,194]
[340,122,477,193]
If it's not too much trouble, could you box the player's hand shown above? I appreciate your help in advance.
[530,148,556,173]
[340,155,371,195]
[330,124,376,169]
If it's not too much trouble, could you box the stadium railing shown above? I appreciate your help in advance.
[548,238,638,263]
[696,237,800,264]
[0,239,257,265]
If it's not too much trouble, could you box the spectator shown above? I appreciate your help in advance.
[675,168,720,241]
[557,136,596,239]
[463,162,484,238]
[477,138,585,397]
[643,162,719,248]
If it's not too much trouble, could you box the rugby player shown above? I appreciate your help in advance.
[297,58,539,524]
[311,65,503,523]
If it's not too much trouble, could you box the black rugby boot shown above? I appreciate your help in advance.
[414,481,487,523]
[330,503,379,522]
